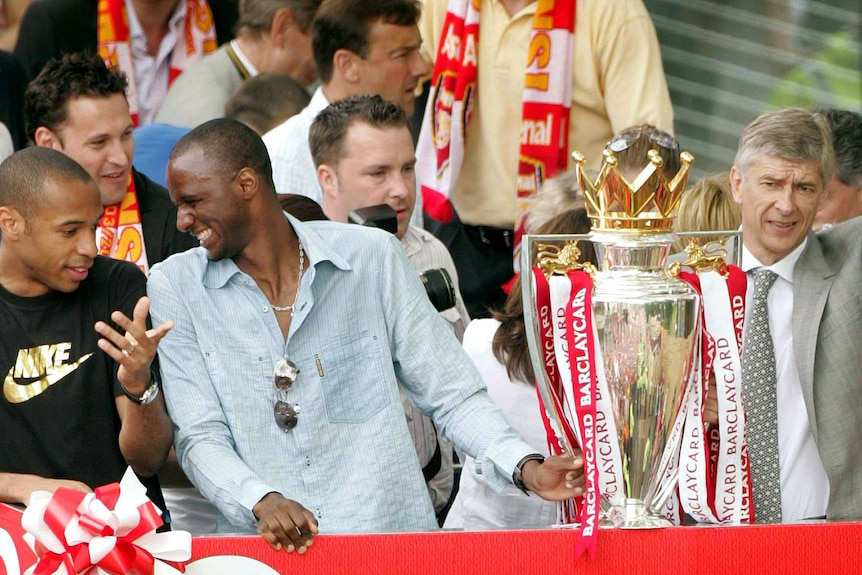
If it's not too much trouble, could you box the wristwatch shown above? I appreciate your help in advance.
[512,453,546,495]
[121,372,161,406]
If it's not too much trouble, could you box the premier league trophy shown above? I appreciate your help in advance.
[522,128,699,530]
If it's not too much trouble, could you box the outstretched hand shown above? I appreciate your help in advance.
[522,451,585,501]
[94,296,174,394]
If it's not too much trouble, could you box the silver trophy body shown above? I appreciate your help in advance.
[591,231,698,528]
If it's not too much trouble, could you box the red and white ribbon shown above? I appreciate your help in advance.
[548,271,599,558]
[531,267,580,524]
[678,267,752,524]
[21,468,191,575]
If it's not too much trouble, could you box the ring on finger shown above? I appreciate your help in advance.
[122,343,137,357]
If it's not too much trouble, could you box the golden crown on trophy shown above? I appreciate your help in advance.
[573,134,695,232]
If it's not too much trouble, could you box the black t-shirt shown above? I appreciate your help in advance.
[0,256,166,514]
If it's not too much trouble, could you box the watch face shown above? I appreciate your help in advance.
[140,381,160,405]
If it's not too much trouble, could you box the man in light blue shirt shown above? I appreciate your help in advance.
[148,119,584,553]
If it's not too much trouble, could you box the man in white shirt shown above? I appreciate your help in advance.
[725,106,862,521]
[309,94,470,521]
[263,0,428,228]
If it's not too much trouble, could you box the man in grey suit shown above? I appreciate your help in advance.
[727,107,862,522]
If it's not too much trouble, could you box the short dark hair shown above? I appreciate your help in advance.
[170,118,276,193]
[236,0,322,36]
[822,109,862,188]
[0,147,93,219]
[312,0,421,83]
[309,94,409,167]
[278,193,329,221]
[25,52,128,143]
[225,73,311,134]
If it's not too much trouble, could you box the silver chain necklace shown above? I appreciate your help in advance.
[270,241,305,316]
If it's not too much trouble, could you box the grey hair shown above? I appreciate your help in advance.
[733,107,835,186]
[236,0,321,36]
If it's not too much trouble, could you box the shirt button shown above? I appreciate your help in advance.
[305,456,312,467]
[262,306,269,313]
[315,508,322,518]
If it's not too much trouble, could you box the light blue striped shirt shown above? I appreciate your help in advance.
[148,215,534,533]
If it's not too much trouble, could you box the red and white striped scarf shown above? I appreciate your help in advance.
[98,174,151,274]
[417,0,575,261]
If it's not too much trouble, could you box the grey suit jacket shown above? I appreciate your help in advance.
[155,46,243,128]
[792,217,862,520]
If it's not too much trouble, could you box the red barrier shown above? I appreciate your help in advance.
[3,503,861,575]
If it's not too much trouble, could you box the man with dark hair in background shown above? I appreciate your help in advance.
[814,109,862,230]
[0,147,173,520]
[263,0,428,226]
[225,73,311,135]
[27,52,198,271]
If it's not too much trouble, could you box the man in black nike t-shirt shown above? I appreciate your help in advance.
[0,147,174,518]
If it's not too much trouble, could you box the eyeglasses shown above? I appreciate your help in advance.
[273,358,300,431]
[607,126,678,154]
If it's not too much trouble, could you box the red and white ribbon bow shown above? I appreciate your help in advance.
[21,468,191,575]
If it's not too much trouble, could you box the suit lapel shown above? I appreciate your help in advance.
[791,232,835,441]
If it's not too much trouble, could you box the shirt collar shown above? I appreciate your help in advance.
[308,86,331,117]
[229,40,259,77]
[740,237,808,284]
[201,212,350,289]
[399,225,423,258]
[125,0,186,45]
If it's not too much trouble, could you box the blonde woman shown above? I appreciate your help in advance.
[673,171,741,253]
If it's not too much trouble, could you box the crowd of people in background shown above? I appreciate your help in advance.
[0,0,861,554]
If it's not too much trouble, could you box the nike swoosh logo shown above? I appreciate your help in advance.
[4,353,94,404]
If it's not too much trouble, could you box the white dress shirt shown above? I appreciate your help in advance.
[740,240,830,521]
[126,0,186,125]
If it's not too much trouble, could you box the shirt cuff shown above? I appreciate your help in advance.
[479,433,536,494]
[239,481,282,529]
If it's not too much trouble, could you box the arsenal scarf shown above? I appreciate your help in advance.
[98,174,151,274]
[416,0,575,262]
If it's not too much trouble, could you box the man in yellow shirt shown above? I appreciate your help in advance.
[417,0,673,317]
